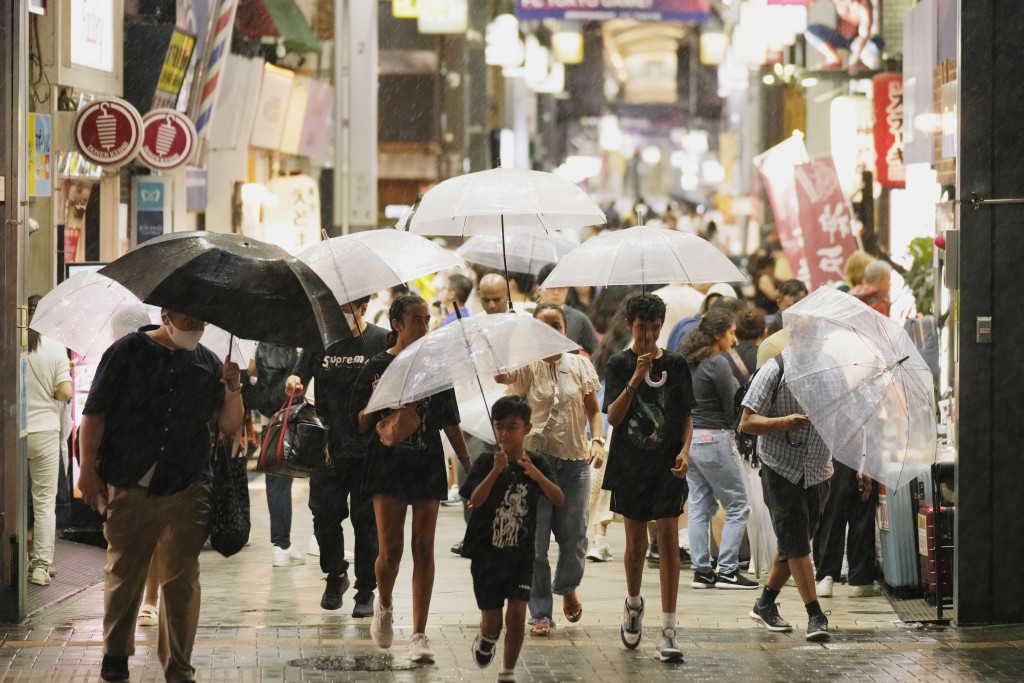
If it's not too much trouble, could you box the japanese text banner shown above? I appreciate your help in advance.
[793,157,859,290]
[515,0,711,22]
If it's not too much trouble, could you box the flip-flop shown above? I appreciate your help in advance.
[530,621,552,637]
[562,592,583,623]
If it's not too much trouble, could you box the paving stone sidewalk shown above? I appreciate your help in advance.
[3,480,1023,682]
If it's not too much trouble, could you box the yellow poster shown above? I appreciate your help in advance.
[393,0,419,18]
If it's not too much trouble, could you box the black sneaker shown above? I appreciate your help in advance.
[646,542,660,568]
[451,541,464,555]
[101,654,129,682]
[749,599,792,632]
[471,632,497,668]
[352,591,374,618]
[320,573,351,610]
[805,612,829,641]
[678,547,692,568]
[715,570,759,590]
[690,570,716,589]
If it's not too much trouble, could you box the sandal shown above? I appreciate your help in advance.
[529,620,552,637]
[137,604,159,627]
[562,592,583,623]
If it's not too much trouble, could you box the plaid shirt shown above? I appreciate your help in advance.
[741,351,833,486]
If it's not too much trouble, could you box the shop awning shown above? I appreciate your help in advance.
[236,0,322,54]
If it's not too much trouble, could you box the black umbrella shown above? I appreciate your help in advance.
[100,231,349,349]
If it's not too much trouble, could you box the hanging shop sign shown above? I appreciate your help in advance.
[793,157,859,289]
[139,109,197,171]
[515,0,710,22]
[873,73,906,188]
[73,97,144,168]
[133,176,172,245]
[70,0,115,72]
[264,175,321,255]
[754,134,810,286]
[152,28,197,110]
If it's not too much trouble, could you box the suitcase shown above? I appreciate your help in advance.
[918,502,954,602]
[878,481,921,591]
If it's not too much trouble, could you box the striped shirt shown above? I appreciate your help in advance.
[741,351,833,486]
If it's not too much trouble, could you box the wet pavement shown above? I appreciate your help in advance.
[2,478,1023,682]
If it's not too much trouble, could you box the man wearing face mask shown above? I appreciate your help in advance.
[285,295,389,617]
[78,309,244,683]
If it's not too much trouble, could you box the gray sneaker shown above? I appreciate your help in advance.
[654,627,683,662]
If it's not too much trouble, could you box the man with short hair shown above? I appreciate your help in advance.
[441,273,474,326]
[536,263,599,355]
[756,279,808,369]
[79,309,244,683]
[477,273,510,315]
[286,296,389,617]
[739,328,833,642]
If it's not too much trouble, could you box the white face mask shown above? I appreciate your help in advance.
[168,321,205,351]
[343,311,357,330]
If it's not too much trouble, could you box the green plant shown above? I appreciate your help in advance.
[904,237,935,316]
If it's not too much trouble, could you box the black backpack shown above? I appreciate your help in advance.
[732,353,785,466]
[244,343,299,418]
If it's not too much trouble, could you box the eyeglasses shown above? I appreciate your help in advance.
[169,313,208,331]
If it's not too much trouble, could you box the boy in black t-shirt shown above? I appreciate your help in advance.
[460,396,564,683]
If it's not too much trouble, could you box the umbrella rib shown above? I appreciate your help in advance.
[656,229,694,283]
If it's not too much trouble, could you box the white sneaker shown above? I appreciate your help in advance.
[307,534,320,557]
[816,576,834,598]
[408,632,434,663]
[371,596,394,649]
[272,545,306,567]
[654,627,683,662]
[441,484,461,506]
[585,538,612,562]
[619,597,644,649]
[849,582,880,597]
[30,564,51,586]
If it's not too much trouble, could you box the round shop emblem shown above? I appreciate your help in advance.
[73,98,144,168]
[139,109,197,171]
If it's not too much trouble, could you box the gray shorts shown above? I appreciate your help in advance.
[760,465,830,561]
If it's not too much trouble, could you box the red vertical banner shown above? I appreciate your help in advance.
[873,73,906,188]
[793,157,860,289]
[754,134,811,286]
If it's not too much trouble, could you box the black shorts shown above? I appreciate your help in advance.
[471,551,533,611]
[760,465,830,561]
[608,474,688,522]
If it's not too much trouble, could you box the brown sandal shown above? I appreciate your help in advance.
[562,592,583,623]
[530,621,552,636]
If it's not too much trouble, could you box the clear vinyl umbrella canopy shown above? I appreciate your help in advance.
[297,229,465,305]
[29,270,256,365]
[456,233,578,276]
[365,313,579,414]
[781,287,937,490]
[398,167,606,236]
[540,225,747,288]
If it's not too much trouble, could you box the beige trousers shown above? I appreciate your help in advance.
[103,480,211,683]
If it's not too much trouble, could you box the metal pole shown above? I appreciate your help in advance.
[0,0,30,622]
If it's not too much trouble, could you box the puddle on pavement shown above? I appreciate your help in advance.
[289,655,419,671]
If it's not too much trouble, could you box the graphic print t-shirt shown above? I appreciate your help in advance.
[602,349,694,487]
[459,449,554,560]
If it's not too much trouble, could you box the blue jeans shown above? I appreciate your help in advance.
[686,429,750,574]
[529,456,591,623]
[266,473,293,549]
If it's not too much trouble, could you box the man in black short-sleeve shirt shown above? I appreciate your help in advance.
[78,310,244,683]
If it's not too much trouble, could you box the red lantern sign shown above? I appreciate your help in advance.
[139,109,197,171]
[873,73,906,188]
[73,98,144,168]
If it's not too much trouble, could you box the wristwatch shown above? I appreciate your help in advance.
[591,437,606,446]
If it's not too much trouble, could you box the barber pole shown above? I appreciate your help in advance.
[191,0,237,160]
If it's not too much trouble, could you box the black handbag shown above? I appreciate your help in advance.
[208,434,251,558]
[257,393,330,478]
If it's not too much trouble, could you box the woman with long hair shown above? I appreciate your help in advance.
[354,294,472,663]
[496,303,605,637]
[679,308,758,590]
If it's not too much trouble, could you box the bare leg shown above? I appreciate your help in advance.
[502,600,527,671]
[655,518,680,614]
[788,554,818,605]
[410,499,440,633]
[765,552,792,592]
[623,518,649,598]
[373,495,408,609]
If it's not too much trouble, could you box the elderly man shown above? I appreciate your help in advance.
[79,309,244,683]
[849,260,892,316]
[477,273,510,315]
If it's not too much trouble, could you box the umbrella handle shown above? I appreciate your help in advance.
[226,333,233,364]
[645,370,667,388]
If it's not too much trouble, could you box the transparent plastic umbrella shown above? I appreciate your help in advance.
[29,271,257,366]
[540,225,747,288]
[396,167,606,236]
[365,313,580,422]
[297,229,465,305]
[781,287,937,490]
[456,233,578,276]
